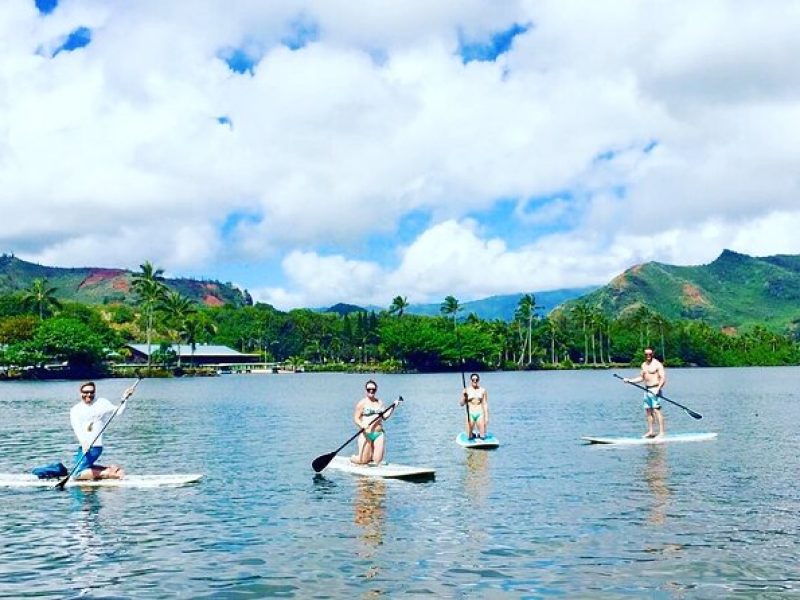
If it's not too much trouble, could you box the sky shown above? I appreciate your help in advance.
[2,0,800,310]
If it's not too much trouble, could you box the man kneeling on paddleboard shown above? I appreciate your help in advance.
[623,348,667,438]
[70,381,135,480]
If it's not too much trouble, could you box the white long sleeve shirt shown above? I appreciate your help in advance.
[70,397,126,449]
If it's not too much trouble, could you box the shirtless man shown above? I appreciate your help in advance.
[623,348,666,438]
[460,373,489,440]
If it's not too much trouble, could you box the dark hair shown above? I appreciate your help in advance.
[80,381,96,391]
[470,373,480,381]
[365,379,377,389]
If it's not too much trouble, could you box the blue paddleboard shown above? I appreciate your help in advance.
[456,432,500,449]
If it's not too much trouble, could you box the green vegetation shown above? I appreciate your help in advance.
[1,251,799,379]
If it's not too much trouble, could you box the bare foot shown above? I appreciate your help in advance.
[643,432,656,438]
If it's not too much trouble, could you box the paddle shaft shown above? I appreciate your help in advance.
[55,378,142,490]
[614,374,702,419]
[312,396,403,472]
[455,326,471,434]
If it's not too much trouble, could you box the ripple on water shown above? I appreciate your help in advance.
[1,370,799,597]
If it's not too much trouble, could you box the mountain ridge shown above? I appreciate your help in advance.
[0,254,249,307]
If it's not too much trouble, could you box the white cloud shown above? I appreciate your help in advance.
[1,1,799,308]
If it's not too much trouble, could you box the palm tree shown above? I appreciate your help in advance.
[132,261,167,372]
[440,295,462,330]
[160,290,196,367]
[515,293,542,367]
[571,303,592,366]
[649,313,670,361]
[21,278,61,320]
[545,315,563,365]
[388,295,410,317]
[180,316,216,365]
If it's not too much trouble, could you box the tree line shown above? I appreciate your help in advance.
[1,263,798,378]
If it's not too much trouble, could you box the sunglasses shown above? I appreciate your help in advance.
[81,390,95,395]
[366,388,377,393]
[471,378,479,382]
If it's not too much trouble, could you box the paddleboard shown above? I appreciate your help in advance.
[456,432,500,449]
[325,456,435,481]
[0,473,204,488]
[581,432,718,446]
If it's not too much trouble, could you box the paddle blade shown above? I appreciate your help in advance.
[312,452,336,473]
[53,478,68,491]
[687,409,703,420]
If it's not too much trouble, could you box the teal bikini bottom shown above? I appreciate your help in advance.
[364,431,384,442]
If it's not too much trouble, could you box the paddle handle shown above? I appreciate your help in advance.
[614,374,702,419]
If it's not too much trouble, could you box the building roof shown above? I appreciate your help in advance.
[126,344,258,358]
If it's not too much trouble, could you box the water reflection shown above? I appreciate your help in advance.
[69,488,104,595]
[643,445,670,526]
[353,478,386,597]
[463,450,490,506]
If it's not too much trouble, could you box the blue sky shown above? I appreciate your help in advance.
[3,1,800,309]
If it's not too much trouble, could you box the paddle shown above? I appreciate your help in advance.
[614,374,702,419]
[54,378,142,490]
[455,326,473,439]
[311,396,403,473]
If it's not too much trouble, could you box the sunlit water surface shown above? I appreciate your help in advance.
[1,368,799,598]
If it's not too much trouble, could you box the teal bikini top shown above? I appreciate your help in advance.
[362,405,383,417]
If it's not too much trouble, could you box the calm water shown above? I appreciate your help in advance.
[0,368,798,598]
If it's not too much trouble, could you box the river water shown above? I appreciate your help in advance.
[0,368,798,598]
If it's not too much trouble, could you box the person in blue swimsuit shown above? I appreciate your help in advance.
[460,373,489,439]
[351,380,398,465]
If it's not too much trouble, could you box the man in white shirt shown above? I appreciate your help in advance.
[70,381,135,480]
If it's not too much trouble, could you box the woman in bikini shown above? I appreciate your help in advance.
[351,380,397,465]
[460,373,489,439]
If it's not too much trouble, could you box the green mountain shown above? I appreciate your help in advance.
[0,254,249,307]
[403,288,598,321]
[563,249,800,331]
[320,288,596,321]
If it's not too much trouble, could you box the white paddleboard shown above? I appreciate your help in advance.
[581,432,718,446]
[456,432,500,449]
[0,473,203,488]
[326,456,435,480]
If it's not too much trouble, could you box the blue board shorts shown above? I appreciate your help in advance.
[643,390,661,410]
[73,446,103,474]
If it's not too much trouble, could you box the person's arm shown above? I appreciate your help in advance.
[656,363,666,393]
[460,389,468,406]
[624,368,645,384]
[379,399,399,422]
[353,401,363,428]
[483,389,489,424]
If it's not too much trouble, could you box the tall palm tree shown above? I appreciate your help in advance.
[571,303,592,366]
[440,295,462,330]
[649,313,670,360]
[388,295,410,317]
[132,261,167,372]
[545,315,563,365]
[160,290,196,367]
[21,278,61,320]
[515,293,541,367]
[180,316,216,366]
